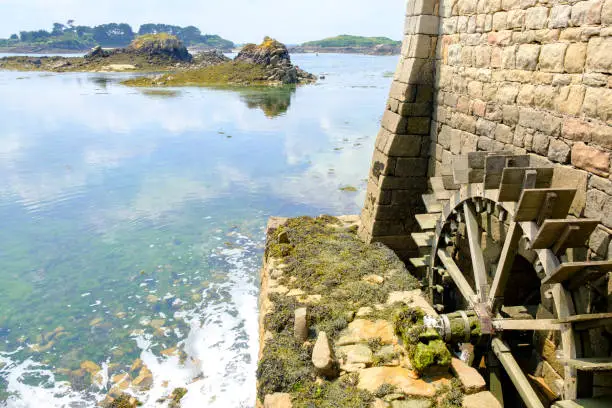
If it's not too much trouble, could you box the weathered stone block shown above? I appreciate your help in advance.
[590,174,612,196]
[583,72,608,87]
[476,118,497,137]
[495,124,514,143]
[477,135,494,151]
[407,117,431,135]
[382,110,408,134]
[516,44,540,70]
[571,142,610,177]
[532,132,550,155]
[502,105,519,125]
[389,81,417,103]
[474,46,492,67]
[533,85,556,110]
[507,9,525,29]
[547,139,571,163]
[461,132,480,154]
[603,0,612,24]
[395,158,429,177]
[501,0,519,10]
[564,43,588,73]
[555,85,586,116]
[492,12,508,30]
[472,100,487,117]
[518,107,562,135]
[438,126,452,149]
[585,188,609,221]
[589,225,611,257]
[582,87,612,122]
[496,82,519,104]
[586,37,612,74]
[592,123,612,150]
[571,0,603,26]
[501,45,516,68]
[384,134,423,157]
[525,7,549,29]
[549,5,572,28]
[458,16,469,33]
[562,118,592,142]
[407,15,440,35]
[459,0,479,14]
[517,84,534,106]
[539,43,568,73]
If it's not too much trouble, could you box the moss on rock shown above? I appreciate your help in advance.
[258,215,420,406]
[393,306,452,374]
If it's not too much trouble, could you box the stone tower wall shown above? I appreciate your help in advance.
[360,0,612,262]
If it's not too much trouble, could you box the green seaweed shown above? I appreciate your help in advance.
[432,378,464,408]
[258,215,420,405]
[122,62,270,87]
[393,306,451,374]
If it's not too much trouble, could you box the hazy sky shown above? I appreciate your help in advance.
[0,0,406,43]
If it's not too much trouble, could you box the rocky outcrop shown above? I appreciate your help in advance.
[127,33,192,62]
[192,50,231,68]
[236,37,316,84]
[236,37,291,66]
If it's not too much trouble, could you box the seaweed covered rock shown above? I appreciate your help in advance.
[85,45,109,59]
[192,49,230,68]
[236,37,290,66]
[235,37,316,84]
[127,33,192,62]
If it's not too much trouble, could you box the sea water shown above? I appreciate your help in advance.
[0,53,397,407]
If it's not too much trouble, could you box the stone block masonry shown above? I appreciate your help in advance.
[358,0,439,259]
[360,0,612,262]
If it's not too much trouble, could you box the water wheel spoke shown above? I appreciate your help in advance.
[492,318,561,331]
[491,338,545,408]
[462,201,489,301]
[437,249,477,307]
[488,221,521,310]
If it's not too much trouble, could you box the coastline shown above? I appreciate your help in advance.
[289,46,400,56]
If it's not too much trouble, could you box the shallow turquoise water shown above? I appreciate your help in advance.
[0,53,396,407]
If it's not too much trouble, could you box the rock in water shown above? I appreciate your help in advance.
[235,37,291,66]
[235,37,317,84]
[85,45,109,59]
[312,331,338,378]
[127,33,192,62]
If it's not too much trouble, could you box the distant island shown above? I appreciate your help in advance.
[0,22,234,53]
[0,34,316,87]
[290,35,401,55]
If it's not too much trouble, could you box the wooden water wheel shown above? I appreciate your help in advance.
[410,152,612,408]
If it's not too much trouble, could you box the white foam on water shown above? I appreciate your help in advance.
[0,232,261,408]
[0,352,98,407]
[127,232,260,407]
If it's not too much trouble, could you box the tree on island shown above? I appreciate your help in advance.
[1,22,234,51]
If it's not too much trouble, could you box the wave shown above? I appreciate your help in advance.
[1,231,261,408]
